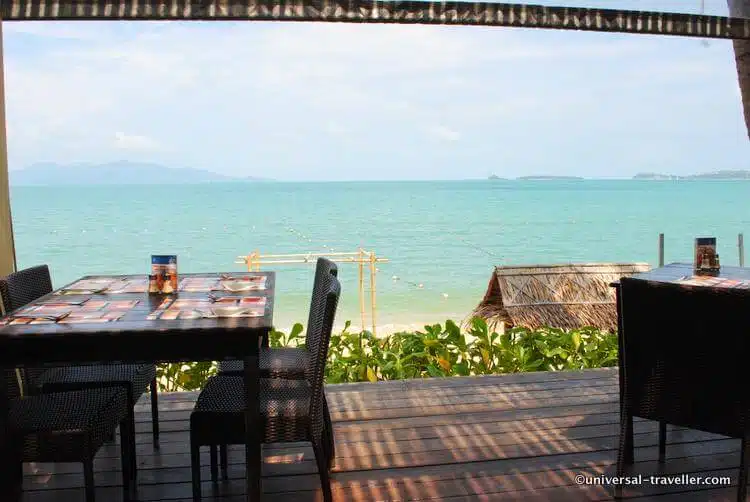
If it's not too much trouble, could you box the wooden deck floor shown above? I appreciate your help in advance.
[22,367,746,501]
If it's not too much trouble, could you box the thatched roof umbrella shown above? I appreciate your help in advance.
[730,0,750,139]
[0,1,749,277]
[469,263,650,332]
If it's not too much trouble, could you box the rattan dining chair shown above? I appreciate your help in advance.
[189,274,341,502]
[3,369,135,502]
[216,257,338,470]
[617,277,750,502]
[0,264,161,468]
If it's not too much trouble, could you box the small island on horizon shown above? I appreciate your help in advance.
[484,170,750,181]
[633,170,750,180]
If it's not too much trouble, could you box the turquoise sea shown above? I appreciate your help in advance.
[10,180,750,329]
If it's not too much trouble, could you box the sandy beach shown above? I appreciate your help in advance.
[276,321,444,337]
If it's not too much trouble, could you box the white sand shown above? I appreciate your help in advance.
[275,321,446,337]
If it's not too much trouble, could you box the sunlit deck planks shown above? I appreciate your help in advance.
[21,367,746,501]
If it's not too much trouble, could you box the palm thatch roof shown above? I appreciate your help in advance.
[2,0,750,41]
[469,262,650,332]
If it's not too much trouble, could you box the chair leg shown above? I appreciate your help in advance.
[615,408,634,500]
[322,394,335,471]
[190,436,202,502]
[84,458,96,502]
[125,388,138,485]
[658,421,667,463]
[210,444,219,483]
[128,404,138,485]
[120,418,134,501]
[5,453,22,500]
[738,437,749,502]
[150,377,160,450]
[312,438,333,502]
[220,444,228,480]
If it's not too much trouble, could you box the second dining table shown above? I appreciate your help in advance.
[0,271,275,502]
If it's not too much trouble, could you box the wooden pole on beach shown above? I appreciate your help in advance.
[740,233,745,267]
[369,251,377,336]
[0,20,16,277]
[358,248,365,331]
[658,233,665,267]
[245,251,260,272]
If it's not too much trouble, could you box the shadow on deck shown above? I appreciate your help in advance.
[21,368,745,501]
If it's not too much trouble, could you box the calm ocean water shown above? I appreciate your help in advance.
[10,180,750,329]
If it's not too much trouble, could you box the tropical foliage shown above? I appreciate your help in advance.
[155,317,618,391]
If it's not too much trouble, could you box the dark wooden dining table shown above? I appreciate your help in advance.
[0,272,275,502]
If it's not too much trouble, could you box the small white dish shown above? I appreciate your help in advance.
[197,306,257,318]
[221,280,255,292]
[214,306,248,316]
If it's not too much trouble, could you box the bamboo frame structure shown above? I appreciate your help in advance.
[0,20,15,278]
[236,249,389,335]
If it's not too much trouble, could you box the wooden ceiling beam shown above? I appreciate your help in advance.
[2,1,750,40]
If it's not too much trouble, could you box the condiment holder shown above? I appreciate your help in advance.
[150,255,178,294]
[694,237,720,275]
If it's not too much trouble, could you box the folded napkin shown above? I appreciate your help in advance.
[58,288,106,295]
[41,298,90,306]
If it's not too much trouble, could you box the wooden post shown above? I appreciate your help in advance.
[658,233,665,267]
[740,233,745,267]
[369,251,377,336]
[0,20,16,277]
[358,248,365,332]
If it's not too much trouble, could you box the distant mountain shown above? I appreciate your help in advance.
[633,170,750,180]
[487,174,507,180]
[516,175,584,180]
[10,161,269,186]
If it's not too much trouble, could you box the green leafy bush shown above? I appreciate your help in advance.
[155,361,216,392]
[323,317,618,383]
[155,317,618,391]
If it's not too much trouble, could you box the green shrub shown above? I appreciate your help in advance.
[155,317,618,391]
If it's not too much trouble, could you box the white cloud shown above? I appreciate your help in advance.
[113,132,159,151]
[324,121,347,137]
[427,125,461,142]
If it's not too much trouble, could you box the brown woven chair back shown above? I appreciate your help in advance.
[0,265,53,313]
[620,277,750,438]
[0,265,54,396]
[306,274,340,429]
[304,258,338,354]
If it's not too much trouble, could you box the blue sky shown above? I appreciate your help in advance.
[3,0,749,181]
